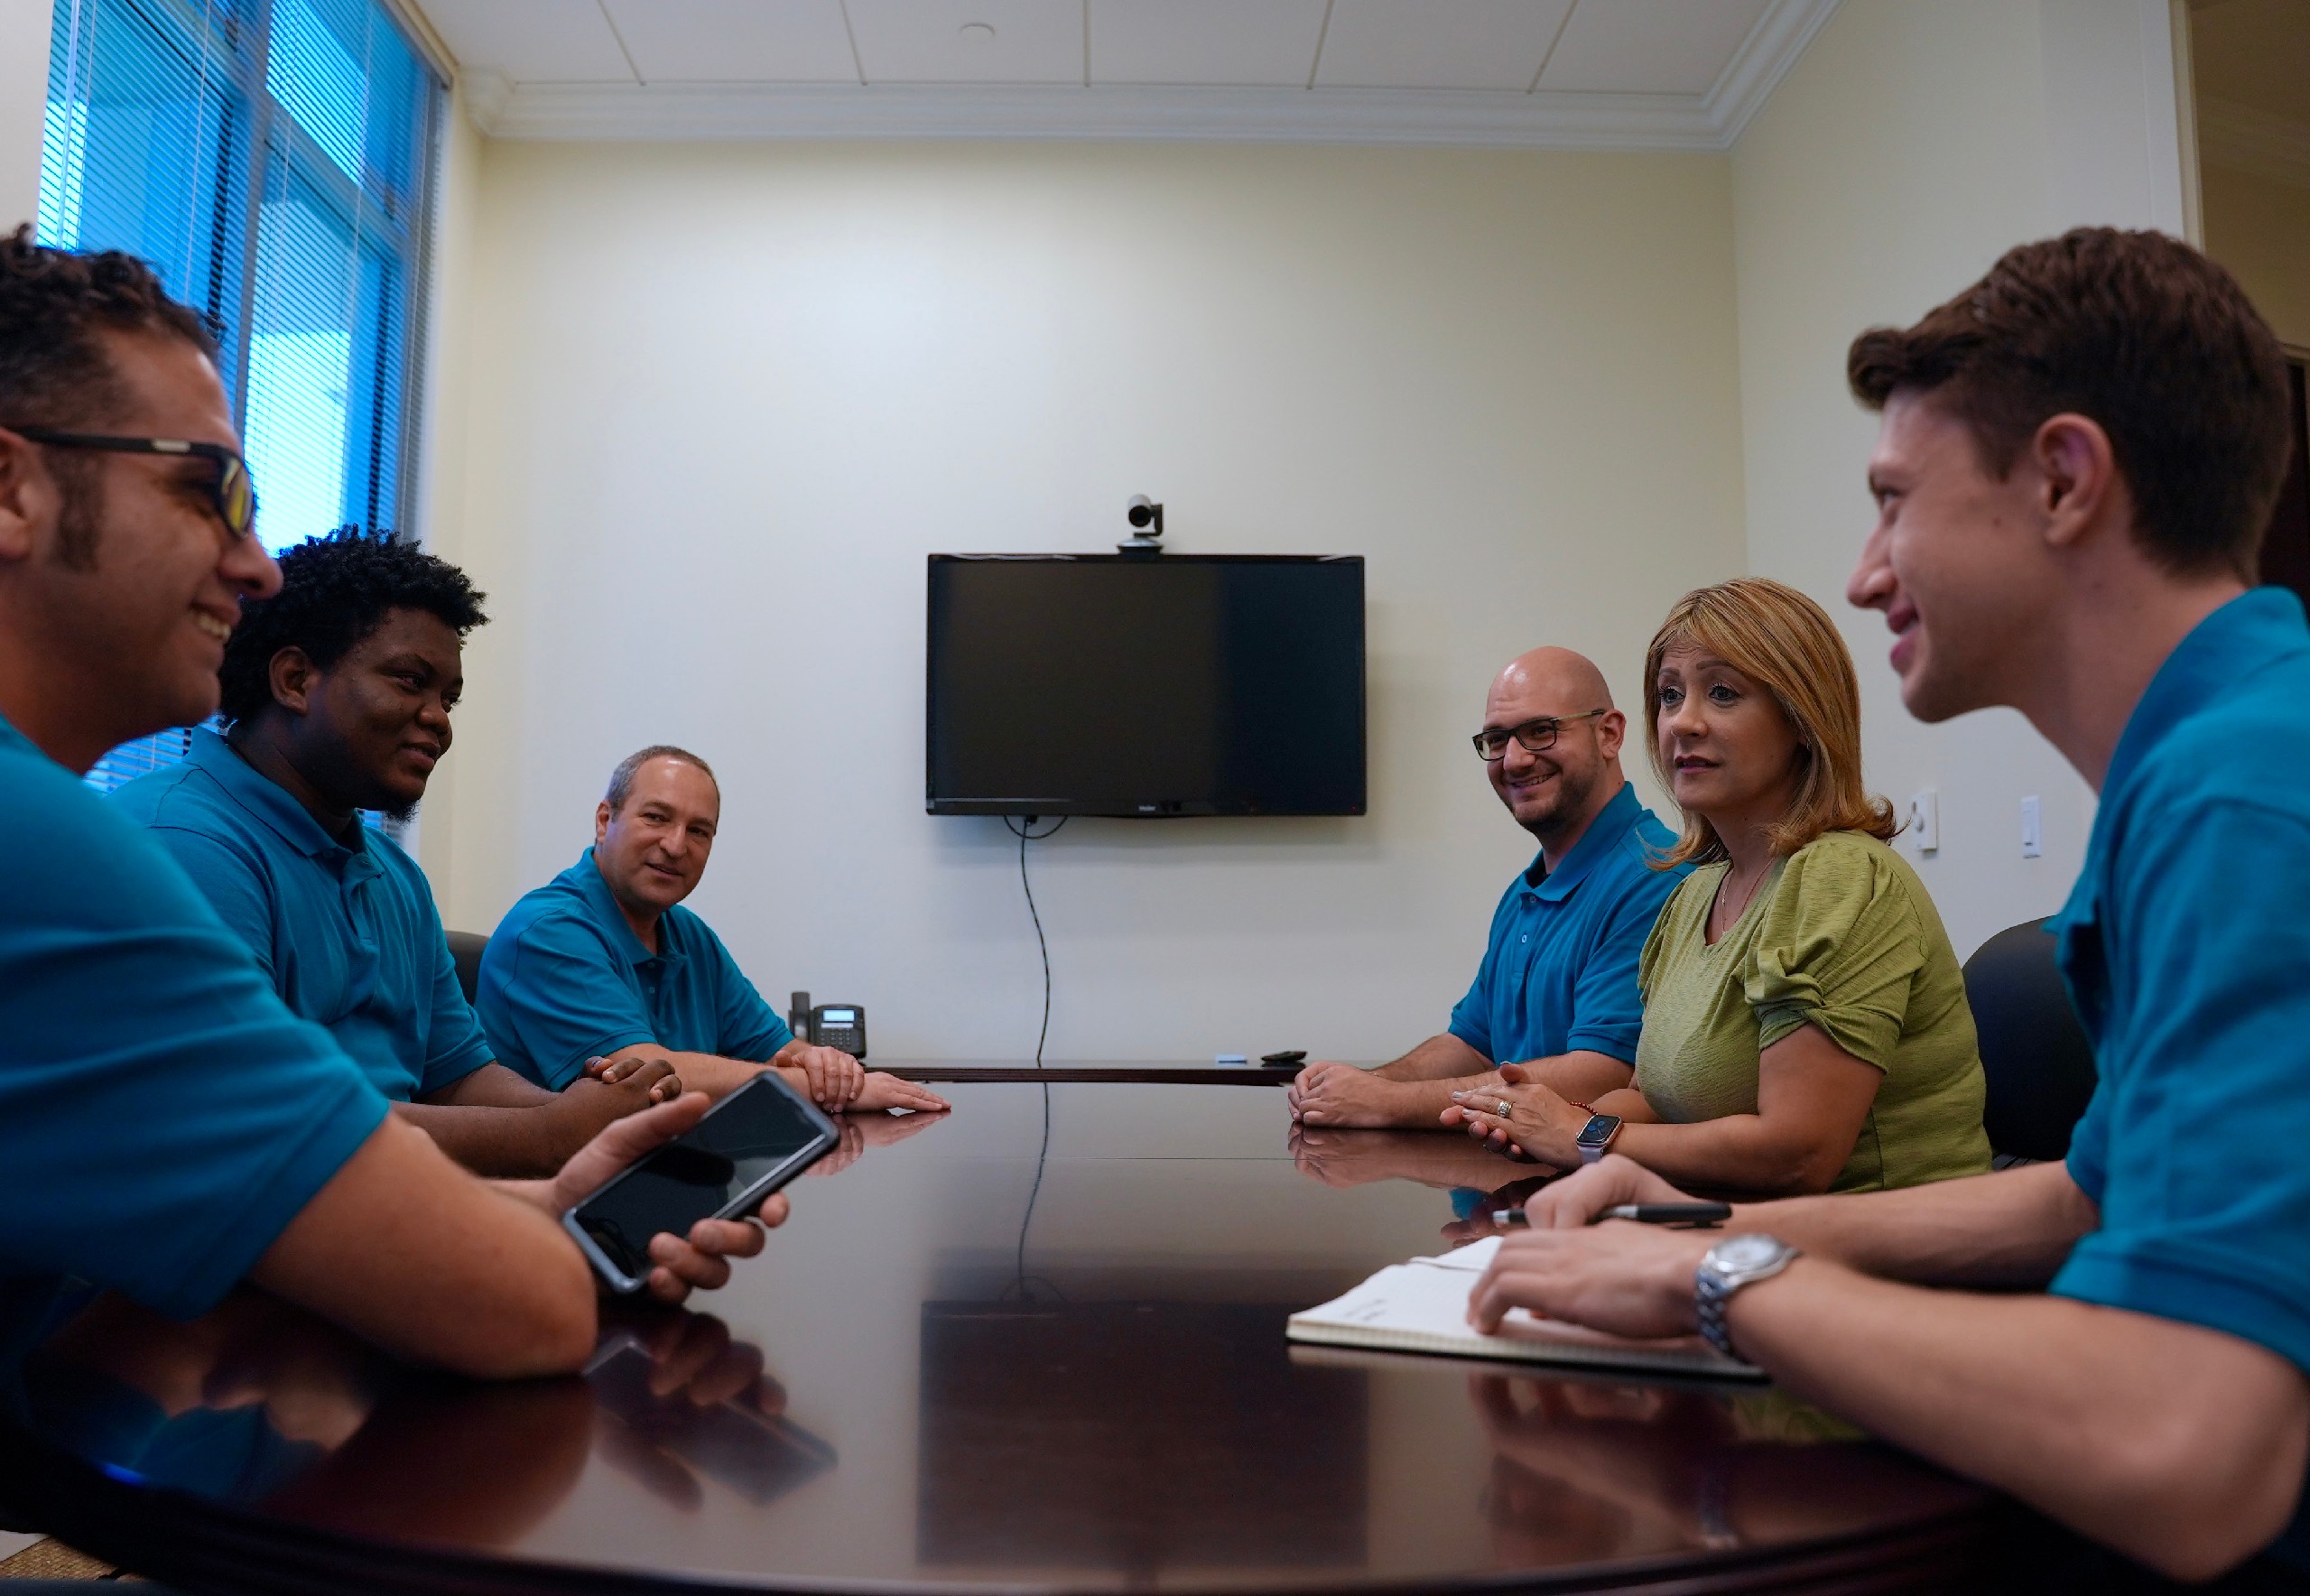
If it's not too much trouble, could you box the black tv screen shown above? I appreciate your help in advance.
[926,554,1365,818]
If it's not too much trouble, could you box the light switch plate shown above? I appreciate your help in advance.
[2021,795,2043,858]
[1908,789,1939,854]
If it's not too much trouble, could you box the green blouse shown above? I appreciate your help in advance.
[1634,830,1991,1192]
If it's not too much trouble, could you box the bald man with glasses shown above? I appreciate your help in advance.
[1289,648,1687,1135]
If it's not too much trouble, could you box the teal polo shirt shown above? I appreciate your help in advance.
[478,849,795,1090]
[2051,589,2310,1383]
[1447,782,1686,1066]
[0,713,387,1319]
[110,729,495,1103]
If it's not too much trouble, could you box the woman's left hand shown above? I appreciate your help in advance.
[1446,1062,1593,1166]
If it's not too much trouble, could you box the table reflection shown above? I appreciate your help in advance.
[4,1279,833,1550]
[1470,1371,1933,1564]
[0,1087,1992,1594]
[589,1310,833,1510]
[803,1107,948,1181]
[1288,1122,1563,1251]
[1288,1123,1545,1195]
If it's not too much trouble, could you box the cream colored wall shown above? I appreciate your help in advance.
[406,80,487,886]
[429,140,1746,1061]
[2203,161,2310,348]
[1727,0,2187,960]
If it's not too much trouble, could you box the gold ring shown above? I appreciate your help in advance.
[1497,1099,1513,1118]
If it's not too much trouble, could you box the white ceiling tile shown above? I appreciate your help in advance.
[1536,0,1773,95]
[846,0,1085,84]
[1314,0,1574,91]
[604,1,859,83]
[415,0,635,82]
[1089,0,1329,88]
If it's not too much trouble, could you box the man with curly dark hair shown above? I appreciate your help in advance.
[114,528,685,1177]
[0,226,781,1378]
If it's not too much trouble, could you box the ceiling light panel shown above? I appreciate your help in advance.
[416,0,635,82]
[602,0,860,83]
[1089,0,1330,87]
[1314,0,1574,91]
[1536,0,1774,95]
[846,0,1085,83]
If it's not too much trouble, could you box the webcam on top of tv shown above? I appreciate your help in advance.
[1119,495,1164,555]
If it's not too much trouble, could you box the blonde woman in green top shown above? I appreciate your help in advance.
[1455,578,1989,1193]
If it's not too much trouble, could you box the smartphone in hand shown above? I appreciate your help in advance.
[565,1072,840,1294]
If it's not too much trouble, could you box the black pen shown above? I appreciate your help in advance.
[1488,1201,1731,1229]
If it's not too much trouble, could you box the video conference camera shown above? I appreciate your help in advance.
[1120,495,1164,554]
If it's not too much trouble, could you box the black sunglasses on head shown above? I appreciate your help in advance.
[4,426,258,541]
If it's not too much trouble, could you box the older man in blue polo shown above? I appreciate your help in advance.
[479,746,948,1116]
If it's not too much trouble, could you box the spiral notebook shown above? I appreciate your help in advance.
[1285,1237,1764,1381]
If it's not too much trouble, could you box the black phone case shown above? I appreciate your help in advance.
[561,1072,840,1294]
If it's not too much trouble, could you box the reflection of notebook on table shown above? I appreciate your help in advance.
[1286,1237,1764,1382]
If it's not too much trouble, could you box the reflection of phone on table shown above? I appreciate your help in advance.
[587,1332,839,1506]
[564,1072,840,1294]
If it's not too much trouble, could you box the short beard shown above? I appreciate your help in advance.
[378,797,421,826]
[1517,762,1598,842]
[49,450,106,571]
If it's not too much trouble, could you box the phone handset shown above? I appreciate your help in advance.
[788,990,867,1058]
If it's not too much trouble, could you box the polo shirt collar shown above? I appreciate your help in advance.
[1527,781,1643,903]
[2054,588,2307,938]
[577,847,684,972]
[2103,588,2305,803]
[188,728,367,864]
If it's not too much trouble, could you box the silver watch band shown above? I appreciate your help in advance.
[1693,1236,1800,1359]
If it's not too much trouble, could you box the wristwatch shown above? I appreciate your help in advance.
[1693,1233,1800,1359]
[1573,1113,1623,1165]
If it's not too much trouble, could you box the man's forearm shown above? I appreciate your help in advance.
[1524,1051,1635,1103]
[255,1117,598,1379]
[1374,1045,1631,1129]
[1374,1033,1494,1082]
[1723,1161,2096,1288]
[1729,1260,2310,1581]
[602,1045,771,1100]
[390,1100,564,1179]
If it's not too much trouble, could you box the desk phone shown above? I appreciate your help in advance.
[789,991,867,1058]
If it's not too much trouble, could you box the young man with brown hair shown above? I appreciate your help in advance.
[1468,228,2310,1583]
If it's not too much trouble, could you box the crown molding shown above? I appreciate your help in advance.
[460,0,1842,153]
[1704,0,1842,145]
[476,80,1728,150]
[2197,95,2310,192]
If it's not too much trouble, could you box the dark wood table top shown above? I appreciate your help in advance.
[0,1080,1999,1594]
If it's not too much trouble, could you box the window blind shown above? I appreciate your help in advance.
[38,0,441,793]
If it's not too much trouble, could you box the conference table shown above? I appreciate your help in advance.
[0,1069,2010,1594]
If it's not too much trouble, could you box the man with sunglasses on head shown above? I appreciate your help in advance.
[0,227,779,1381]
[1289,647,1686,1133]
[113,529,685,1178]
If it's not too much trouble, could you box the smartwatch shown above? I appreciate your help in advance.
[1693,1233,1801,1359]
[1573,1113,1623,1165]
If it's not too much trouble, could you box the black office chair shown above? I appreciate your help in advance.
[444,930,488,1007]
[1962,917,2100,1166]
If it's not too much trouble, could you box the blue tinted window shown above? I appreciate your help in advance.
[38,0,441,793]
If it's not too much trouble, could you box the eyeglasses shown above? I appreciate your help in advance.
[1471,709,1610,761]
[3,426,257,541]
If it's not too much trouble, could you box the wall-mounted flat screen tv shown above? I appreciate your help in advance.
[926,553,1365,818]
